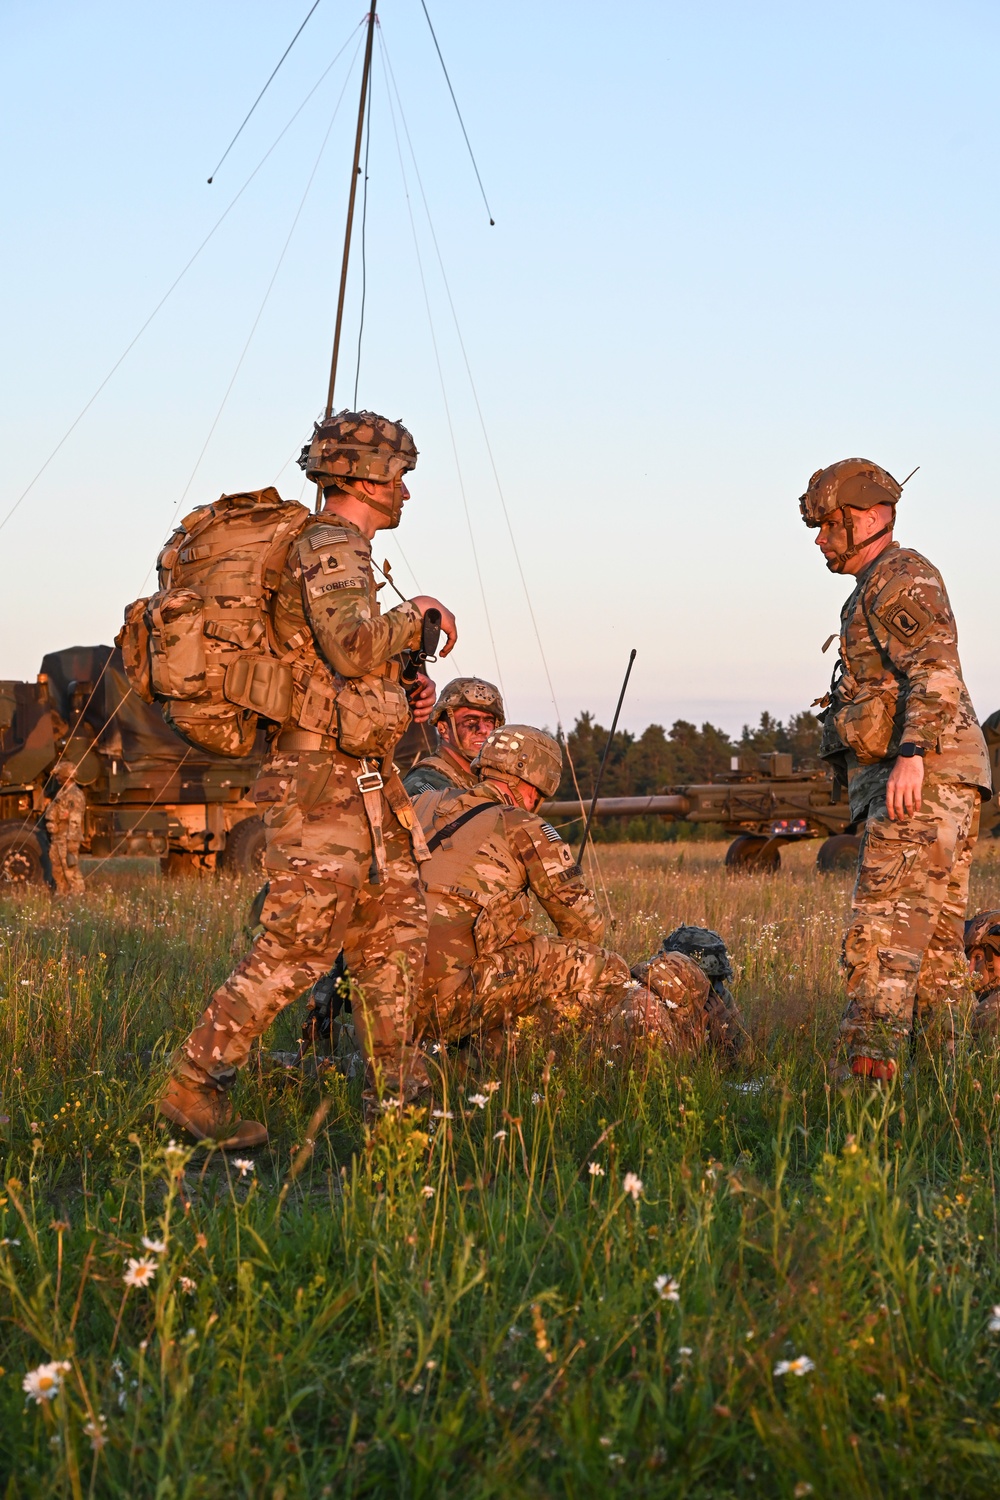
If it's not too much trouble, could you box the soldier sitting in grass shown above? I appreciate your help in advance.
[408,724,746,1063]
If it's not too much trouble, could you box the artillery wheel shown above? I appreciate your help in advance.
[816,833,861,873]
[725,834,781,874]
[220,816,267,876]
[0,822,46,887]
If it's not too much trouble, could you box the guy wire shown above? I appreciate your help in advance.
[165,39,363,538]
[418,0,494,225]
[0,20,363,541]
[380,34,611,914]
[378,29,504,694]
[207,0,325,183]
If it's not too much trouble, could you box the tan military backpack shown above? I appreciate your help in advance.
[117,489,312,757]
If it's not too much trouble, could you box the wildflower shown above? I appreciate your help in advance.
[382,1097,403,1111]
[178,1276,197,1294]
[231,1158,254,1178]
[608,1452,625,1466]
[421,1185,435,1198]
[468,1093,489,1109]
[485,1081,500,1094]
[653,1274,680,1302]
[111,1359,124,1384]
[507,1325,525,1341]
[989,1306,1000,1333]
[599,1436,612,1447]
[774,1355,815,1377]
[141,1236,166,1255]
[531,1092,542,1105]
[431,1109,453,1120]
[588,1162,605,1177]
[1,1238,21,1247]
[623,1172,643,1201]
[873,1392,887,1405]
[29,1122,40,1133]
[123,1256,158,1289]
[22,1360,71,1404]
[793,1486,813,1498]
[678,1346,693,1358]
[84,1415,107,1451]
[493,1129,508,1141]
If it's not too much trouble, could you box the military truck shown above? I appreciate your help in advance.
[544,734,1000,872]
[0,644,267,885]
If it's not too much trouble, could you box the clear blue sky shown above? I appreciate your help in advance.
[2,0,999,736]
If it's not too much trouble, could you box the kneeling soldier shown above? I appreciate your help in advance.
[411,724,723,1054]
[632,925,747,1060]
[403,678,505,796]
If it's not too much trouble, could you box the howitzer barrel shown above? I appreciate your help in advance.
[542,795,692,819]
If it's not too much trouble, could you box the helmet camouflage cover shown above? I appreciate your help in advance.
[662,925,734,983]
[472,724,563,798]
[298,409,418,486]
[429,677,506,728]
[965,910,1000,956]
[799,458,902,528]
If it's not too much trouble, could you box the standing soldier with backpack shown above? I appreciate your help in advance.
[155,411,457,1147]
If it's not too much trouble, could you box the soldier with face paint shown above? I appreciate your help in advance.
[802,459,991,1080]
[403,678,505,796]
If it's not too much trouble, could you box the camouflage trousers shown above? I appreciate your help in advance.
[413,934,634,1045]
[48,839,85,896]
[839,780,980,1061]
[178,749,428,1094]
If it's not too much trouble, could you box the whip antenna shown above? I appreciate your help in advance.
[207,0,325,183]
[576,650,637,864]
[900,465,920,486]
[326,1,377,417]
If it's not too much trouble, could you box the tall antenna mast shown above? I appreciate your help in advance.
[325,1,377,418]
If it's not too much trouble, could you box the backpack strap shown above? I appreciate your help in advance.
[425,801,497,854]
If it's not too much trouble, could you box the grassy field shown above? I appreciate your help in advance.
[2,841,1000,1497]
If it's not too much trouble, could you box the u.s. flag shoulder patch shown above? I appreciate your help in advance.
[540,823,562,842]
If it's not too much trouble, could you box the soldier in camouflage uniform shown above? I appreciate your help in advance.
[403,678,505,796]
[158,411,457,1148]
[44,763,86,895]
[410,725,731,1056]
[964,911,1000,1036]
[803,459,992,1079]
[633,926,747,1060]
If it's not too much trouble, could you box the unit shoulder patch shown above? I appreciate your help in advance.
[872,589,934,646]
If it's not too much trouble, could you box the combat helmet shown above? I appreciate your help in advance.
[959,906,1000,990]
[430,678,505,739]
[662,926,734,984]
[298,409,418,527]
[472,724,563,798]
[799,458,903,571]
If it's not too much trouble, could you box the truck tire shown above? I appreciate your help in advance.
[221,816,267,876]
[0,822,47,887]
[725,834,781,874]
[816,833,861,873]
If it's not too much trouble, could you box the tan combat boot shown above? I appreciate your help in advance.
[157,1075,268,1150]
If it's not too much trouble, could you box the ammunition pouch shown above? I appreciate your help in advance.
[473,889,533,957]
[831,678,900,766]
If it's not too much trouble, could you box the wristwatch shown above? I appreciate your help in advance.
[897,743,926,758]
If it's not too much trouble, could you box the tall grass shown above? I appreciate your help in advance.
[1,843,1000,1496]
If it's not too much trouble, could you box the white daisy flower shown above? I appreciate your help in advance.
[231,1158,255,1177]
[421,1185,435,1198]
[468,1093,489,1109]
[22,1360,71,1404]
[774,1355,815,1377]
[141,1236,166,1255]
[653,1274,680,1303]
[588,1162,605,1177]
[123,1256,158,1289]
[623,1172,643,1201]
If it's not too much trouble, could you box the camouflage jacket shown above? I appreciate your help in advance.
[44,781,86,843]
[412,781,604,998]
[271,511,422,751]
[403,748,478,798]
[822,543,991,819]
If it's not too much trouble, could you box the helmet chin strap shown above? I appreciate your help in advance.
[827,506,895,572]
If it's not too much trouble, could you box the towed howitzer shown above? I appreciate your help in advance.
[543,738,1000,872]
[0,645,268,885]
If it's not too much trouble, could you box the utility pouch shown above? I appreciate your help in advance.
[147,588,207,700]
[335,676,411,759]
[473,889,533,957]
[831,683,898,766]
[116,597,155,703]
[224,653,293,723]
